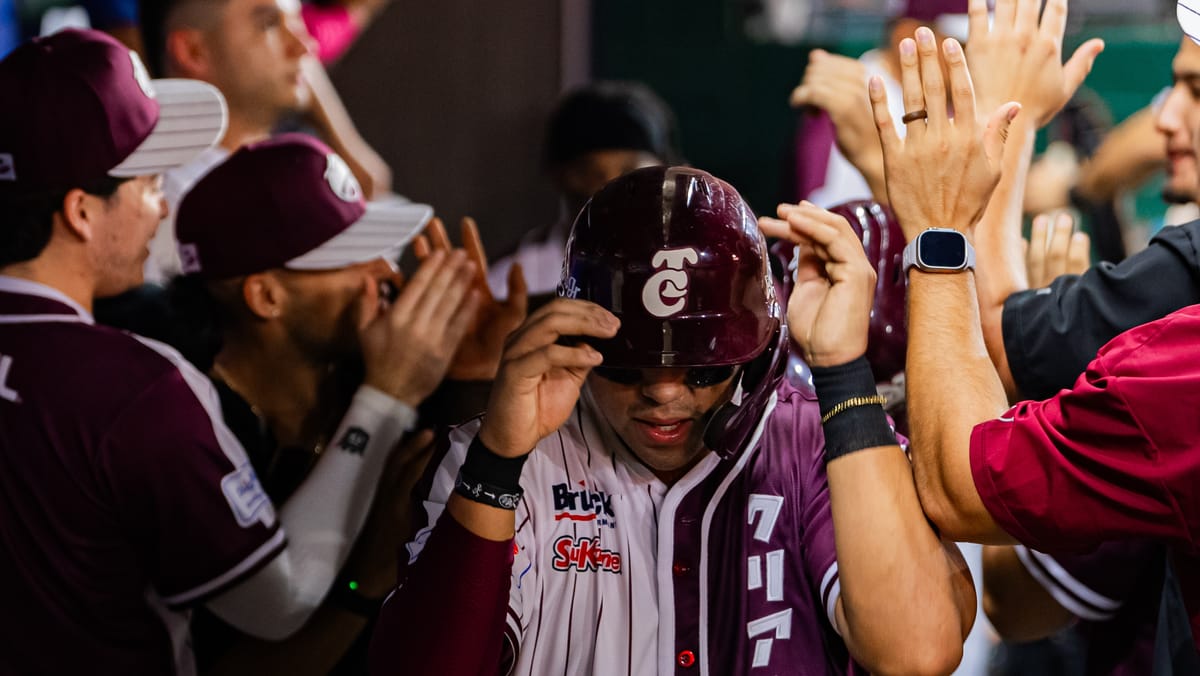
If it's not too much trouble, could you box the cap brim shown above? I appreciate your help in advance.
[110,79,228,177]
[285,199,434,270]
[1181,1,1200,45]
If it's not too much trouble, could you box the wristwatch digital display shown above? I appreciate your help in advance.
[902,228,976,274]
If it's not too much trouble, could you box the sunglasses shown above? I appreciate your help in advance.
[592,365,739,389]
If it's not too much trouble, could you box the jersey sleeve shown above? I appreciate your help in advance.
[100,365,283,608]
[1013,541,1163,622]
[1001,222,1200,400]
[971,309,1200,553]
[369,420,525,676]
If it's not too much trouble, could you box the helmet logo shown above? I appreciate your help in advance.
[642,247,698,318]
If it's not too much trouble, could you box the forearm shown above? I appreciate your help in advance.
[207,386,415,638]
[369,510,513,675]
[828,448,972,675]
[973,121,1037,401]
[981,546,1073,641]
[906,271,1012,543]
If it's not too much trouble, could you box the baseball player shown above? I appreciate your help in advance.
[369,166,974,675]
[0,30,414,674]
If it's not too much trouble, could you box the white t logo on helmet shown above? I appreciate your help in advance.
[642,247,699,318]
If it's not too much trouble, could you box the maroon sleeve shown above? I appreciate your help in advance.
[369,511,514,676]
[970,310,1200,553]
[101,369,283,606]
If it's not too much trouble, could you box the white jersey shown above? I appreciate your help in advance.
[401,383,851,675]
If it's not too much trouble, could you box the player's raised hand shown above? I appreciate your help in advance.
[478,299,619,458]
[791,50,885,198]
[413,216,529,381]
[1026,211,1091,287]
[872,29,1021,238]
[760,203,876,367]
[967,0,1104,129]
[356,247,481,407]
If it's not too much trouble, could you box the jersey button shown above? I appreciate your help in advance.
[677,650,696,668]
[672,562,690,576]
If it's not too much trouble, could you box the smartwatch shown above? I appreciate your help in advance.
[902,228,976,274]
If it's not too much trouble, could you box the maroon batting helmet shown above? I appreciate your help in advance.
[773,200,907,384]
[560,166,788,459]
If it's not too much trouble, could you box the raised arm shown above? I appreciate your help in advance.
[869,23,1022,542]
[965,0,1104,400]
[761,204,973,675]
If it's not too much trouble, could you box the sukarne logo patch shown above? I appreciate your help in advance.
[551,536,622,573]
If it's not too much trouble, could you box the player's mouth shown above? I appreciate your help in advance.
[633,417,692,445]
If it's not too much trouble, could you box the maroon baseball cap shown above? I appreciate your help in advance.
[0,29,227,193]
[896,0,972,40]
[176,134,433,280]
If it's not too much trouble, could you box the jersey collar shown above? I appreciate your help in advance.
[0,276,94,324]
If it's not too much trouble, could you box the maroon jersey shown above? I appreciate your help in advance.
[0,278,284,675]
[373,381,861,675]
[970,304,1200,647]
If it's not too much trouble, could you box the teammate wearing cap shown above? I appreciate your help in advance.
[0,30,416,674]
[369,166,974,675]
[169,133,524,671]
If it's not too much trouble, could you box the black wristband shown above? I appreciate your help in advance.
[811,358,898,464]
[454,435,528,510]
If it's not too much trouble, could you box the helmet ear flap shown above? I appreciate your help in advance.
[703,321,788,458]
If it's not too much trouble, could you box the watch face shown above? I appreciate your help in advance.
[918,231,967,269]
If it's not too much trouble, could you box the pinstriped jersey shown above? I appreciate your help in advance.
[406,382,853,675]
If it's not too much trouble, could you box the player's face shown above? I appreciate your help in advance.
[274,257,396,361]
[587,366,739,483]
[92,175,167,298]
[205,0,313,123]
[1157,39,1200,204]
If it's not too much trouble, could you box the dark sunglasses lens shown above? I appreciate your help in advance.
[593,366,643,385]
[685,365,736,388]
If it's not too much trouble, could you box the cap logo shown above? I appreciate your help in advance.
[642,247,698,318]
[0,154,14,181]
[324,153,363,203]
[128,51,156,99]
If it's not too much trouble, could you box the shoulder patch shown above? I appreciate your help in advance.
[221,463,272,527]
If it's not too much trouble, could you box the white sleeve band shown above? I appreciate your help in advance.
[205,385,416,639]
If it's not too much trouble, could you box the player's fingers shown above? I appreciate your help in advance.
[759,215,810,245]
[460,216,494,297]
[440,288,483,349]
[502,301,618,360]
[869,76,903,155]
[1026,214,1049,285]
[412,234,431,260]
[390,248,447,318]
[1013,0,1040,34]
[1063,39,1105,100]
[1044,212,1075,280]
[916,27,948,131]
[993,0,1017,31]
[1039,0,1068,43]
[968,0,990,40]
[354,275,381,333]
[414,252,475,328]
[503,343,603,383]
[898,38,927,142]
[943,39,977,127]
[505,262,530,316]
[426,216,453,251]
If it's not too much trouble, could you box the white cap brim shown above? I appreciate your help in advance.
[110,79,228,177]
[1181,1,1200,45]
[285,198,434,270]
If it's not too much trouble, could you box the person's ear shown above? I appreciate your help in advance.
[242,272,287,320]
[58,189,97,243]
[165,28,213,80]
